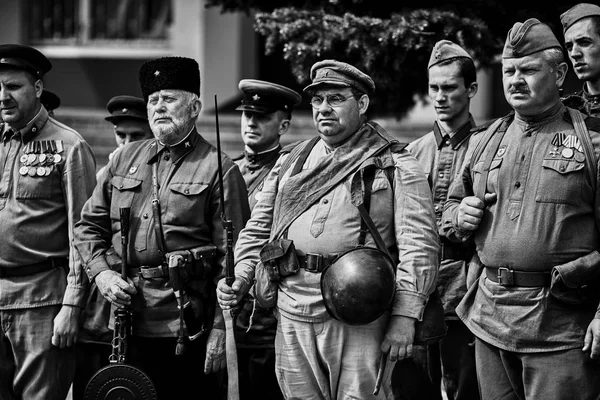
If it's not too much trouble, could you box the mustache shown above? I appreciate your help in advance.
[508,86,529,94]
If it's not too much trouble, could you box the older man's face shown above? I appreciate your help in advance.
[502,53,562,116]
[147,89,197,144]
[0,69,41,129]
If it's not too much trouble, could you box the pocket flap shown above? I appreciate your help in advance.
[111,176,142,191]
[471,161,485,174]
[489,158,503,170]
[170,182,208,196]
[260,241,287,262]
[542,159,584,175]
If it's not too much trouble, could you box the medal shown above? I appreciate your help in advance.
[27,167,36,177]
[39,154,47,163]
[496,145,507,157]
[45,166,52,176]
[19,166,28,175]
[574,152,585,162]
[53,154,62,163]
[36,167,45,176]
[562,148,574,159]
[20,154,28,164]
[27,154,36,164]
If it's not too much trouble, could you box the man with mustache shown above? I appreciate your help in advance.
[443,18,600,399]
[217,59,440,399]
[561,3,600,117]
[0,44,97,400]
[231,79,301,400]
[395,40,480,400]
[73,56,250,399]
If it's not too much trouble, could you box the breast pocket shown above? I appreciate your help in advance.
[471,158,502,195]
[535,158,584,205]
[16,168,61,199]
[110,176,142,220]
[165,182,209,226]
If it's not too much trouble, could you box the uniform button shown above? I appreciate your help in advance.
[184,189,189,194]
[164,154,170,161]
[434,205,440,211]
[323,199,329,204]
[515,181,521,188]
[560,165,566,172]
[445,140,450,145]
[438,172,444,178]
[119,184,124,189]
[143,213,149,219]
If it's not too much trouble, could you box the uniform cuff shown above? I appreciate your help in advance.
[62,286,86,309]
[391,290,429,320]
[86,257,111,282]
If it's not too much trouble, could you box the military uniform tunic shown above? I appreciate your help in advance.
[234,145,281,211]
[563,85,600,118]
[74,129,250,336]
[444,103,600,352]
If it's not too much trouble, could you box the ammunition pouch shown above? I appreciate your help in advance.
[165,244,217,283]
[259,239,300,282]
[550,251,600,305]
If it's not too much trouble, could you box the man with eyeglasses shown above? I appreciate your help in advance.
[217,59,439,399]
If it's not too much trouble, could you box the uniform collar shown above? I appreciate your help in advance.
[582,84,600,106]
[1,106,48,144]
[433,116,474,150]
[244,144,281,164]
[147,127,199,165]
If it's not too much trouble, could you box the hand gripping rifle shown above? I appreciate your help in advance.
[215,94,240,400]
[84,207,158,400]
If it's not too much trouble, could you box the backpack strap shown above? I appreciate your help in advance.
[567,107,597,193]
[280,136,320,178]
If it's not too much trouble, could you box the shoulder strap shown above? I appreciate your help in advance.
[279,136,320,178]
[471,115,513,201]
[567,107,597,193]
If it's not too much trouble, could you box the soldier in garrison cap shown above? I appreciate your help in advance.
[0,44,97,400]
[395,40,480,400]
[561,3,600,117]
[443,18,600,399]
[74,56,250,400]
[41,89,60,118]
[231,79,301,400]
[217,59,439,399]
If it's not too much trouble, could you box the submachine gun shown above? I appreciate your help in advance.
[84,207,158,400]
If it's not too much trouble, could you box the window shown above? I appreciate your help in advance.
[26,0,172,58]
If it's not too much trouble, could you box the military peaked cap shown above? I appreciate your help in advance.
[502,18,562,58]
[41,90,60,112]
[0,44,51,78]
[561,3,600,34]
[105,95,147,124]
[303,59,375,94]
[428,40,473,69]
[139,56,200,100]
[236,79,302,114]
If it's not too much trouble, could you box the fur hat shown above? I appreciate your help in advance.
[139,56,200,100]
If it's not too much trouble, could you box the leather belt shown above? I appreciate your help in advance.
[0,258,68,278]
[440,243,470,261]
[297,253,337,273]
[128,265,169,279]
[485,267,551,287]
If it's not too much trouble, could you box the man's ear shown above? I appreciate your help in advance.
[555,62,569,88]
[467,82,478,99]
[357,94,370,115]
[279,118,291,137]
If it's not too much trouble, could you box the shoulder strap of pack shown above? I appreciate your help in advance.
[279,136,320,178]
[567,107,597,193]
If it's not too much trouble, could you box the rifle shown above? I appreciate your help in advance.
[84,207,158,399]
[215,94,240,400]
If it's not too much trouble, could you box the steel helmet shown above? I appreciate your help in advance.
[320,246,396,325]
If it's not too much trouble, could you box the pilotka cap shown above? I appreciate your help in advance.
[0,44,51,78]
[139,56,200,100]
[105,95,147,124]
[236,79,302,114]
[502,18,562,58]
[303,60,375,94]
[428,40,473,69]
[560,3,600,34]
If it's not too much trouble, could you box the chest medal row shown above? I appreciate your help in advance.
[18,140,64,177]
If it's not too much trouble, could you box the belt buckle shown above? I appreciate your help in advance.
[305,253,323,273]
[497,267,514,286]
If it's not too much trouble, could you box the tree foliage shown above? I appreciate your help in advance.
[206,0,583,118]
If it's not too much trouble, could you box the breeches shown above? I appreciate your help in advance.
[0,305,76,400]
[475,337,600,400]
[274,313,392,400]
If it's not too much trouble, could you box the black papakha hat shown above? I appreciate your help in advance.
[0,44,52,78]
[105,95,147,124]
[138,56,200,100]
[236,79,302,114]
[41,90,60,112]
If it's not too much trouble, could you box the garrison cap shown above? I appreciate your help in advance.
[139,56,200,100]
[0,44,51,78]
[236,79,302,114]
[303,59,375,94]
[502,18,562,58]
[560,3,600,34]
[41,90,60,112]
[428,40,473,69]
[105,95,147,124]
